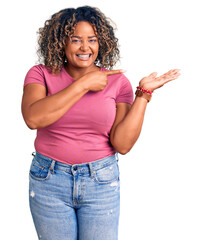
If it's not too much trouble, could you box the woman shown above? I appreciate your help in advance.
[21,6,180,240]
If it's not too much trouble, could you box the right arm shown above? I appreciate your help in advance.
[21,79,89,129]
[21,69,125,130]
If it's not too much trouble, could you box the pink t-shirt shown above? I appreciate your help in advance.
[23,64,134,164]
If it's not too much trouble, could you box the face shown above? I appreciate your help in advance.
[64,21,99,70]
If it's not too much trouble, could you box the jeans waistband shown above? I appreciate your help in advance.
[32,151,119,176]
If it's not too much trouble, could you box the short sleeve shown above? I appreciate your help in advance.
[23,64,46,88]
[115,75,134,105]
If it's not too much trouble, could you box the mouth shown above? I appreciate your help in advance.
[76,54,92,60]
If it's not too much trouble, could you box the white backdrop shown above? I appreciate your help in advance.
[1,0,201,239]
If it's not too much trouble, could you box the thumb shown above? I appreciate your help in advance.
[148,72,158,78]
[105,69,126,76]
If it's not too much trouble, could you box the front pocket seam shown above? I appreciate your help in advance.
[92,162,119,184]
[33,160,49,169]
[29,168,51,181]
[92,175,119,184]
[94,159,118,172]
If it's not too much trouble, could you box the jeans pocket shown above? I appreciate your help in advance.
[93,160,120,184]
[29,157,51,181]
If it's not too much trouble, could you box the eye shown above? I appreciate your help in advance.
[71,39,81,43]
[89,39,97,43]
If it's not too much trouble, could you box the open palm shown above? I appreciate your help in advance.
[139,69,181,92]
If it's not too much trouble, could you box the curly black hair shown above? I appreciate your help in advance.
[36,6,120,74]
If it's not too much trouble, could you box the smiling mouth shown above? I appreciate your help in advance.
[76,54,92,60]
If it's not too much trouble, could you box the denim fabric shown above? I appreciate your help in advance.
[29,151,120,240]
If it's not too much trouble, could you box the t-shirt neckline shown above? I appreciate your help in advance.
[62,65,104,81]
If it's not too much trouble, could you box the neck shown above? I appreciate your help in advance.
[64,64,100,80]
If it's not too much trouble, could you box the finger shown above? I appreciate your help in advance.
[148,72,158,78]
[157,71,177,80]
[161,73,180,84]
[106,69,126,76]
[163,69,181,76]
[155,71,180,83]
[170,68,181,72]
[173,69,181,72]
[153,69,180,80]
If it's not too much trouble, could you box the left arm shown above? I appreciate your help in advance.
[110,68,180,154]
[110,96,148,154]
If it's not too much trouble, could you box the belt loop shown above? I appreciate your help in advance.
[88,163,95,178]
[50,160,56,174]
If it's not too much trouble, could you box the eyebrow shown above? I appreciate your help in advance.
[71,36,97,39]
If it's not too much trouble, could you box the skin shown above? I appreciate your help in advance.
[111,70,181,154]
[63,21,125,92]
[62,21,181,154]
[21,21,125,133]
[21,20,181,154]
[139,70,181,92]
[64,21,100,80]
[63,21,180,92]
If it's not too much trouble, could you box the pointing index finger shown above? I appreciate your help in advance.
[105,69,126,76]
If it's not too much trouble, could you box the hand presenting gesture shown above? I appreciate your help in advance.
[139,69,181,92]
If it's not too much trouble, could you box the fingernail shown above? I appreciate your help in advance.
[121,69,126,73]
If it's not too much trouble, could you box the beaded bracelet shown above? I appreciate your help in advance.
[136,86,153,95]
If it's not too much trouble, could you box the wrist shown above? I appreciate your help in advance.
[139,82,154,93]
[137,86,153,95]
[135,86,153,103]
[77,76,90,92]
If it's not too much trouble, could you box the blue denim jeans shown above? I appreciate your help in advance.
[29,151,120,240]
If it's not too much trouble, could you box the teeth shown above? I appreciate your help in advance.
[77,54,91,59]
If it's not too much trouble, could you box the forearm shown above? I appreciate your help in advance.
[28,78,89,129]
[113,96,148,154]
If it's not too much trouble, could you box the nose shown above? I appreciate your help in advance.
[80,40,89,51]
